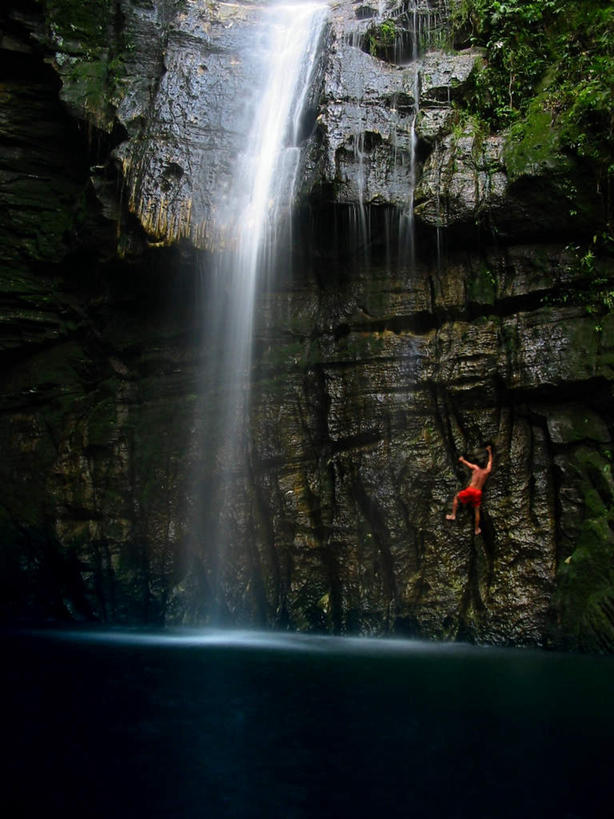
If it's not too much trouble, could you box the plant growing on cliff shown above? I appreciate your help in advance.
[39,0,115,50]
[367,19,397,58]
[546,236,614,331]
[450,0,614,232]
[451,0,563,127]
[39,0,130,131]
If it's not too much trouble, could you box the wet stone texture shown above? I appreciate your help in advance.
[1,0,614,652]
[244,242,614,648]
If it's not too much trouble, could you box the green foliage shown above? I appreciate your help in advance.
[379,20,396,43]
[41,0,114,51]
[546,235,614,331]
[450,0,560,126]
[367,19,397,57]
[450,0,614,228]
[555,5,614,172]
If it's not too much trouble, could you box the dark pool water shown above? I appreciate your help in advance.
[2,628,612,818]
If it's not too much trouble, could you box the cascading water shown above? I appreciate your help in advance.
[194,2,327,616]
[352,131,371,262]
[341,0,444,271]
[394,0,438,269]
[397,65,420,269]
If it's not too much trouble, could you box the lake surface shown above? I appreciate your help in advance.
[2,628,612,818]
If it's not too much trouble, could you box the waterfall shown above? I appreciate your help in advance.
[398,64,420,269]
[340,0,444,271]
[194,2,327,617]
[352,131,371,263]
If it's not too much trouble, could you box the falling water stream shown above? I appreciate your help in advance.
[193,0,448,615]
[343,0,441,271]
[196,2,327,600]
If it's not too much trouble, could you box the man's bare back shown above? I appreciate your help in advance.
[446,445,493,534]
[465,459,491,491]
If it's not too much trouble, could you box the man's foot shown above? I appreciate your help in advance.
[446,514,455,521]
[474,527,481,535]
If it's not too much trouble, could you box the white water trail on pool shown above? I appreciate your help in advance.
[196,2,327,608]
[29,626,503,657]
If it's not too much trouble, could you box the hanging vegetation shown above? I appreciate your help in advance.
[450,0,614,231]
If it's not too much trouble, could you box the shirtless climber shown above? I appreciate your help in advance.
[446,445,493,535]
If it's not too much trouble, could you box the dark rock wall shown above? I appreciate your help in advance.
[1,0,613,652]
[247,232,614,650]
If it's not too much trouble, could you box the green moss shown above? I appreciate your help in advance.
[367,19,397,58]
[468,265,496,305]
[503,103,570,183]
[557,527,614,652]
[42,0,114,51]
[339,332,386,361]
[60,55,127,131]
[450,0,614,230]
[65,59,109,108]
[555,446,614,652]
[260,339,308,371]
[41,0,128,131]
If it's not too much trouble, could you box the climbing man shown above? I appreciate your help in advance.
[446,445,493,535]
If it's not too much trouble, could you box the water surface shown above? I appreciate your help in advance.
[2,628,611,818]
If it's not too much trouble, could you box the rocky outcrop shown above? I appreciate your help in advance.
[116,0,271,247]
[1,0,613,652]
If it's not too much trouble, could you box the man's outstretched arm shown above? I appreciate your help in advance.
[485,445,493,473]
[458,456,478,470]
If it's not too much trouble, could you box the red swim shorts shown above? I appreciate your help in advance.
[458,487,482,508]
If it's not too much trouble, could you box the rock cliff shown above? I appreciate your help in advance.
[1,0,613,652]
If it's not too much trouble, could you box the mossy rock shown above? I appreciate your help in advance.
[60,59,114,129]
[555,446,614,652]
[366,19,398,61]
[556,522,614,653]
[546,407,611,445]
[43,0,114,50]
[468,265,496,306]
[503,104,572,183]
[43,0,127,131]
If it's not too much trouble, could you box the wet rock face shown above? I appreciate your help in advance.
[117,0,269,247]
[113,0,330,249]
[242,240,614,648]
[304,1,468,210]
[307,2,602,241]
[1,0,614,652]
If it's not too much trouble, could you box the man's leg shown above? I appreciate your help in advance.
[446,494,459,521]
[474,505,481,535]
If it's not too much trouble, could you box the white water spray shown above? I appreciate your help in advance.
[196,2,327,604]
[399,66,420,268]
